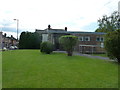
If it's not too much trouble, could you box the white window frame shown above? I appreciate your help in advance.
[84,36,90,41]
[96,37,104,41]
[96,37,100,41]
[100,37,104,41]
[78,36,84,41]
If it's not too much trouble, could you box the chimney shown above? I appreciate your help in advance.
[4,33,6,37]
[65,27,67,31]
[48,25,51,30]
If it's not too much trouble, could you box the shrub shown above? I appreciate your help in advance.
[104,30,120,64]
[40,41,53,54]
[59,35,77,56]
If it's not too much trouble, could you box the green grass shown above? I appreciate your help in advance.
[0,51,2,89]
[91,54,108,57]
[2,50,118,88]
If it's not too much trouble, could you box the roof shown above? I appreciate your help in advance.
[68,31,106,35]
[36,29,106,35]
[2,35,17,40]
[36,29,67,34]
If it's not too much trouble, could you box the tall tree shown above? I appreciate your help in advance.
[96,11,120,33]
[19,32,42,49]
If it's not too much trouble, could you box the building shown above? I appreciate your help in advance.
[36,25,106,53]
[1,33,18,49]
[72,32,105,53]
[0,32,2,49]
[118,1,120,14]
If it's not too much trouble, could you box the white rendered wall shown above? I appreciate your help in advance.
[42,34,48,42]
[118,1,120,14]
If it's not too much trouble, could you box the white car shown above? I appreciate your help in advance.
[14,46,18,49]
[2,47,7,51]
[9,46,15,50]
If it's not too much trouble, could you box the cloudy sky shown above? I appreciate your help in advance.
[0,0,119,38]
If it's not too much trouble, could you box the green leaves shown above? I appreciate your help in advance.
[19,32,42,49]
[59,35,77,56]
[96,11,120,33]
[40,41,53,54]
[104,30,120,63]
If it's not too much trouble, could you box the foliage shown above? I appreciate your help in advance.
[40,41,53,54]
[104,30,120,63]
[19,32,42,49]
[59,35,77,56]
[95,11,120,33]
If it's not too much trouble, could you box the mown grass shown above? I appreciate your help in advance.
[2,50,118,88]
[91,54,108,57]
[0,51,2,89]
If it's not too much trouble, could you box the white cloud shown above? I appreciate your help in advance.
[0,0,120,38]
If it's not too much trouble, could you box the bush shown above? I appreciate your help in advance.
[59,35,77,56]
[40,41,53,54]
[104,30,120,63]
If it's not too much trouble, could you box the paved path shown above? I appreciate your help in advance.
[53,51,115,62]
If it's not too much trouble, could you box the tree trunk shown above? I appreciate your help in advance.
[67,50,72,56]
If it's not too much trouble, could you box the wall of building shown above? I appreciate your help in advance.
[35,28,106,53]
[72,33,105,53]
[118,1,120,14]
[0,32,2,49]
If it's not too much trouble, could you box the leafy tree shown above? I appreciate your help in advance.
[104,30,120,63]
[19,32,42,49]
[96,11,120,33]
[40,41,53,54]
[59,35,77,56]
[19,32,26,48]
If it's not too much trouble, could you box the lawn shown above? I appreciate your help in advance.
[91,54,108,57]
[2,50,118,88]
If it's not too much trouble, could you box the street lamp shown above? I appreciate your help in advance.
[13,19,19,40]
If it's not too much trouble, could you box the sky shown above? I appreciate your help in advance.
[0,0,120,38]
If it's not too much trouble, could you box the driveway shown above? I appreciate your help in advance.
[53,51,115,62]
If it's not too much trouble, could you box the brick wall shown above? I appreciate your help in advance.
[72,33,105,53]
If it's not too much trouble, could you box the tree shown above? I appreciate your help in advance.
[104,30,120,64]
[59,35,77,56]
[95,11,120,33]
[40,41,53,54]
[19,32,26,48]
[19,32,42,49]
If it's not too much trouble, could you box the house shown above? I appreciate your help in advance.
[0,32,2,49]
[35,25,106,53]
[1,33,18,49]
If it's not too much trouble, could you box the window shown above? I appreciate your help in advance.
[96,37,100,41]
[85,37,90,41]
[78,36,84,41]
[101,43,104,48]
[100,37,104,41]
[96,37,104,41]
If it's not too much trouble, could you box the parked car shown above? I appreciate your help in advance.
[2,47,7,51]
[9,46,15,50]
[14,46,18,49]
[9,46,18,50]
